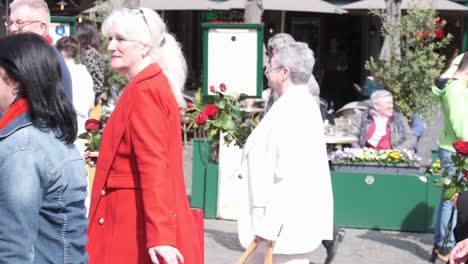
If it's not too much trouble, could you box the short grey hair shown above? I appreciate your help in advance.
[10,0,50,26]
[267,33,295,53]
[370,89,393,105]
[273,42,314,85]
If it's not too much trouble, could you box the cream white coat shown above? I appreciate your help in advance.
[237,84,333,254]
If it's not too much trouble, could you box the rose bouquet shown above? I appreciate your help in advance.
[328,147,422,167]
[78,118,102,167]
[187,83,257,150]
[434,140,468,201]
[433,140,468,249]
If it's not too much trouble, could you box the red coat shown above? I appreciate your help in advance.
[87,64,203,264]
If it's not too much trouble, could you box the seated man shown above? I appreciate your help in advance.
[348,90,416,150]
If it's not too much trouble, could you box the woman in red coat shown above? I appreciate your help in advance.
[87,8,202,264]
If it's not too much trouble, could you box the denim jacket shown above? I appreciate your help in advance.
[0,113,88,263]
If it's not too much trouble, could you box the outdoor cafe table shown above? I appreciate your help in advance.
[325,135,358,151]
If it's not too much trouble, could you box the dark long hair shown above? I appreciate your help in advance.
[0,33,77,144]
[75,18,101,52]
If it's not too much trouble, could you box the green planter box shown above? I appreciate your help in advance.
[331,163,441,232]
[191,139,219,219]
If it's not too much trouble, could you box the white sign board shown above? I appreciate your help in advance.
[203,24,263,97]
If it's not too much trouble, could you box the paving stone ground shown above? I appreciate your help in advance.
[183,114,448,264]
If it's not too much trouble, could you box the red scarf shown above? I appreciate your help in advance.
[0,98,29,130]
[44,34,53,45]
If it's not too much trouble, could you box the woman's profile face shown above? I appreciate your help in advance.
[107,21,146,77]
[0,67,18,113]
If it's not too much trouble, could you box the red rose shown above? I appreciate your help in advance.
[204,104,218,118]
[187,102,194,109]
[465,171,468,180]
[209,85,216,93]
[435,29,444,39]
[219,83,227,92]
[422,29,430,38]
[196,111,208,126]
[85,118,101,132]
[453,140,468,156]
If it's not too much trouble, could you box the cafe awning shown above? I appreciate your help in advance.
[342,0,468,14]
[85,0,346,14]
[262,0,346,13]
[84,0,245,13]
[140,0,346,13]
[140,0,243,10]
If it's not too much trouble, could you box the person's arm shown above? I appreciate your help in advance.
[450,238,468,264]
[395,114,417,150]
[246,133,279,241]
[129,82,176,248]
[444,83,468,141]
[0,150,43,263]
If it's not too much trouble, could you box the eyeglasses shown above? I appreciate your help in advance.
[264,65,283,75]
[4,19,42,31]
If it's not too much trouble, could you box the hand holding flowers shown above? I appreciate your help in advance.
[434,140,468,201]
[78,118,102,167]
[433,140,468,250]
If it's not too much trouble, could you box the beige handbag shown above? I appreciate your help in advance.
[236,240,273,264]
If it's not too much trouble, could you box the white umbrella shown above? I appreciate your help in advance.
[342,0,468,14]
[379,0,401,62]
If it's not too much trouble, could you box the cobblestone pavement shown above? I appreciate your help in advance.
[183,117,448,264]
[204,219,441,264]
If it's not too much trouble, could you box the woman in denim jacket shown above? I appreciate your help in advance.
[0,33,88,263]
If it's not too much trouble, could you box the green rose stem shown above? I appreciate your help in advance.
[226,130,243,148]
[442,207,455,249]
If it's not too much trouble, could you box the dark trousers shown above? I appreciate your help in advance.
[322,225,339,248]
[455,192,468,243]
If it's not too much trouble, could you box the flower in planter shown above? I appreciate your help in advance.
[78,118,102,167]
[188,83,257,149]
[329,147,422,167]
[430,160,442,174]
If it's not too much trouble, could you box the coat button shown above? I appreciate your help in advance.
[99,218,105,225]
[101,189,106,196]
[238,174,243,179]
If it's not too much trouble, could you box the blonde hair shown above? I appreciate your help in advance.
[102,8,187,107]
[10,0,50,27]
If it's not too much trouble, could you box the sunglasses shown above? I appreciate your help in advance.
[127,8,165,47]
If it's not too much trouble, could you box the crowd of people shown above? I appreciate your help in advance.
[3,0,468,263]
[0,0,201,263]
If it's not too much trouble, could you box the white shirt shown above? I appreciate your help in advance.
[367,113,389,147]
[67,62,95,153]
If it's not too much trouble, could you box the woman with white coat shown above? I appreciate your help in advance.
[237,42,334,263]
